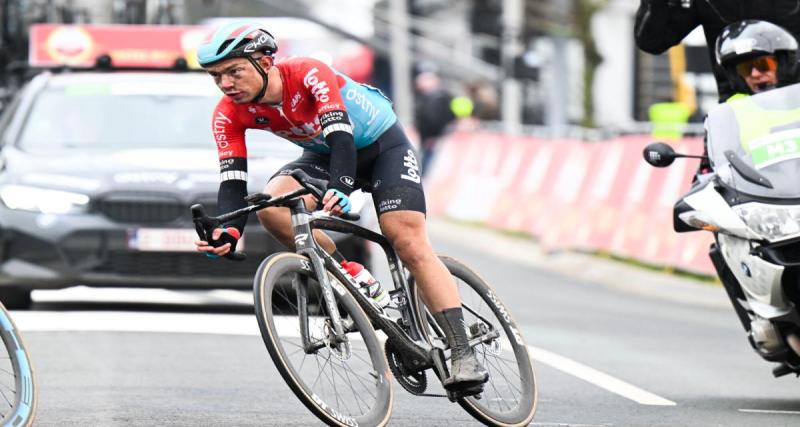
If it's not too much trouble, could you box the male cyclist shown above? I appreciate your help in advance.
[695,19,799,176]
[192,22,488,392]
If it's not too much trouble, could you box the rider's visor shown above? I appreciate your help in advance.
[735,55,778,78]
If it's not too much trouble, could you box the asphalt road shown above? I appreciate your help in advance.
[9,219,800,426]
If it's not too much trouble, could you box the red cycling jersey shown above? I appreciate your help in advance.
[211,57,353,161]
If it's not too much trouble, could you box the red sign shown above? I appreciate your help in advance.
[29,24,208,68]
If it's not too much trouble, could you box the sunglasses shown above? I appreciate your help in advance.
[735,55,778,78]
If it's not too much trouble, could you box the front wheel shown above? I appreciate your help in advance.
[254,252,393,427]
[0,301,36,427]
[416,255,537,426]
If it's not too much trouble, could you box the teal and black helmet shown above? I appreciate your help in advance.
[197,22,278,68]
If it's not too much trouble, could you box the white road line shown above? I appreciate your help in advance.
[528,345,676,406]
[12,310,676,407]
[739,409,800,415]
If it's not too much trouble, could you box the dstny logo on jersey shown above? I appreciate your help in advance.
[303,68,331,103]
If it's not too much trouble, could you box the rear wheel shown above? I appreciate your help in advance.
[416,256,537,426]
[254,252,393,426]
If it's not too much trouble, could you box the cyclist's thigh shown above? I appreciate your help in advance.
[370,124,427,217]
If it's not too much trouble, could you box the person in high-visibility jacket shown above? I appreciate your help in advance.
[694,19,799,177]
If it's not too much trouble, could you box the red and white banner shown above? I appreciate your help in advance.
[426,131,715,275]
[29,24,207,68]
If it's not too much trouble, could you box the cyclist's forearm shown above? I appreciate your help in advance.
[218,179,247,234]
[326,132,356,195]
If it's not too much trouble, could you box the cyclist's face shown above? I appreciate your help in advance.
[206,57,270,103]
[736,55,778,93]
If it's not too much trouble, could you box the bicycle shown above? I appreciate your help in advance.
[192,169,537,426]
[0,300,36,427]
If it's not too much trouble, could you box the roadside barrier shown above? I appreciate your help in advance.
[425,131,715,275]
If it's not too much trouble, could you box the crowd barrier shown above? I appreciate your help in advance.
[424,131,716,276]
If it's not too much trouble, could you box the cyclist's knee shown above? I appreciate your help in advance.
[392,235,433,270]
[257,207,293,244]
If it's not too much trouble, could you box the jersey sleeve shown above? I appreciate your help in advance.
[212,100,249,233]
[298,58,356,195]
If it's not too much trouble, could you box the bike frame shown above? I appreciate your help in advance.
[285,197,434,370]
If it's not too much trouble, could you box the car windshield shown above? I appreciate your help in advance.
[706,84,800,199]
[16,79,298,157]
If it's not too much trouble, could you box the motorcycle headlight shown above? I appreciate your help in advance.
[0,184,90,214]
[733,202,800,241]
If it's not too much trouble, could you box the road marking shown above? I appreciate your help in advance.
[739,409,800,415]
[528,345,676,406]
[12,311,260,336]
[13,308,675,407]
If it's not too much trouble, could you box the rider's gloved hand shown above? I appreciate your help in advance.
[322,189,352,215]
[194,227,241,259]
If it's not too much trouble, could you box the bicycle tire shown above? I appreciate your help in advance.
[416,255,537,426]
[0,302,36,427]
[254,252,393,427]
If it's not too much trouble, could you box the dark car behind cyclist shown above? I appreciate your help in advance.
[192,22,488,392]
[634,0,800,102]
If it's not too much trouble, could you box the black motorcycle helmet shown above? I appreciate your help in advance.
[715,20,799,94]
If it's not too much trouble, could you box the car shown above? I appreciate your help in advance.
[0,68,374,309]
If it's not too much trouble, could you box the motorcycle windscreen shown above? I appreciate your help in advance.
[706,83,800,199]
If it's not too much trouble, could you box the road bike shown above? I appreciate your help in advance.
[192,169,537,426]
[0,300,36,427]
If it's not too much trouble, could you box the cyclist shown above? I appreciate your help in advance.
[695,20,799,176]
[193,22,488,392]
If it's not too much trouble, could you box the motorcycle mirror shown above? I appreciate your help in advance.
[643,142,677,167]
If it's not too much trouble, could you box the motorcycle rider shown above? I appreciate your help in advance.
[635,0,800,102]
[696,19,799,175]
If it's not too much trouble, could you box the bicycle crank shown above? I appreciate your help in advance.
[385,340,428,395]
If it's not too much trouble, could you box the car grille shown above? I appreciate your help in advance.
[95,193,218,225]
[95,251,263,279]
[96,193,184,224]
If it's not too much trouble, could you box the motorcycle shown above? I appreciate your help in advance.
[643,83,800,377]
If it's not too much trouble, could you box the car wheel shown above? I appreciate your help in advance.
[0,288,32,310]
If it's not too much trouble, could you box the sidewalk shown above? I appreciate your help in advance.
[427,217,729,309]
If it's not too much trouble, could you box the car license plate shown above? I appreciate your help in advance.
[127,228,245,252]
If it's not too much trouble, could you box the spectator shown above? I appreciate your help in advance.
[414,71,456,176]
[634,0,800,102]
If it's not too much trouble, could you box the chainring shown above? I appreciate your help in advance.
[385,340,428,395]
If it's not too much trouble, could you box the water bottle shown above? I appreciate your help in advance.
[342,261,391,308]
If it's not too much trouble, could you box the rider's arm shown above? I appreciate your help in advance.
[212,102,248,235]
[302,59,356,196]
[634,0,699,54]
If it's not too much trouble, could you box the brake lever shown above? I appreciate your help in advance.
[191,204,247,262]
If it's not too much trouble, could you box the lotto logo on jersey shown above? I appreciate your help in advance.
[303,68,331,103]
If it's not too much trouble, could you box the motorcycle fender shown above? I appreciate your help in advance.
[717,233,792,313]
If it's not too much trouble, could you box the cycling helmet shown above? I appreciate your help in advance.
[197,22,277,67]
[197,22,278,103]
[715,20,799,94]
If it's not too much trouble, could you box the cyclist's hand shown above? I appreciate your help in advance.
[194,227,241,259]
[322,189,351,216]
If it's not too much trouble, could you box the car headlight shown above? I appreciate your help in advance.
[733,202,800,241]
[0,184,90,214]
